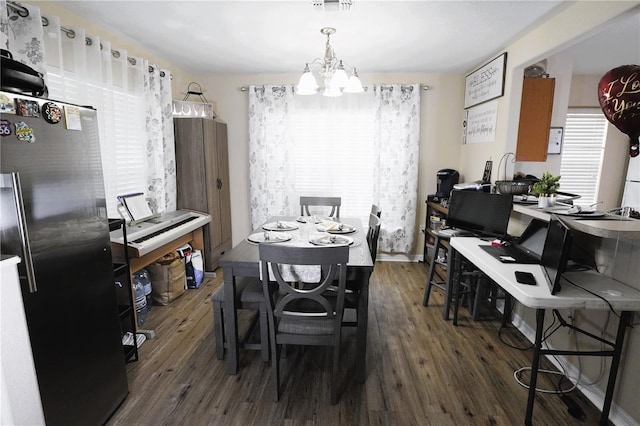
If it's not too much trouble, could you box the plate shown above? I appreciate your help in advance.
[316,222,356,234]
[309,234,354,246]
[246,232,292,244]
[262,221,298,231]
[545,209,607,218]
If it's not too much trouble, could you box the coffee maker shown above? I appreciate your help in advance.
[436,169,459,199]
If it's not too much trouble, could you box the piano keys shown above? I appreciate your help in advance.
[110,210,211,258]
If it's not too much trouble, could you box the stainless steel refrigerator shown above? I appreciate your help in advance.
[0,91,128,425]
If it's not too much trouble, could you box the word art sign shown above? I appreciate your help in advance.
[172,100,216,119]
[464,100,498,144]
[464,53,507,109]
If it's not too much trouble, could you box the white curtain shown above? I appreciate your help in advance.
[1,1,175,216]
[248,84,421,254]
[248,85,296,228]
[373,84,421,253]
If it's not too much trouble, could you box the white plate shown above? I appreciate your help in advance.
[309,234,354,246]
[262,221,299,231]
[296,215,324,224]
[246,232,292,244]
[316,223,356,234]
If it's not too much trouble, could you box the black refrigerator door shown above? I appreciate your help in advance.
[0,93,128,425]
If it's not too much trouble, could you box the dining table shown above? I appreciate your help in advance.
[219,215,374,383]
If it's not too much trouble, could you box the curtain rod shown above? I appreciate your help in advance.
[240,84,429,92]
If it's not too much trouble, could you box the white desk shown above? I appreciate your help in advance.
[450,237,640,426]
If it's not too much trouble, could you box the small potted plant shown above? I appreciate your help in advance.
[531,172,561,207]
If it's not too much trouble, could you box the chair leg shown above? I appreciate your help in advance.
[423,236,441,306]
[259,305,269,362]
[213,302,225,360]
[331,334,341,405]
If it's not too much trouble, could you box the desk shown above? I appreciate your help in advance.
[219,217,374,382]
[450,237,640,426]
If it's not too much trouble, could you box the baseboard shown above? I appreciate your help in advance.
[377,253,422,262]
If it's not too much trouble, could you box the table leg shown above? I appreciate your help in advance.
[452,249,462,326]
[223,266,239,375]
[525,308,545,425]
[355,272,371,383]
[600,311,631,425]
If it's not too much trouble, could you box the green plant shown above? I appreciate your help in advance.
[531,172,561,196]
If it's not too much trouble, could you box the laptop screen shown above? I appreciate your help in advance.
[540,215,573,295]
[515,219,548,261]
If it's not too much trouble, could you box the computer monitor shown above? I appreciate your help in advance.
[516,219,549,261]
[540,215,573,295]
[446,190,513,238]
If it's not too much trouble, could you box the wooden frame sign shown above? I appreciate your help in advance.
[464,53,507,109]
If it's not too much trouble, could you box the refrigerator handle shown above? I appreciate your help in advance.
[10,172,38,293]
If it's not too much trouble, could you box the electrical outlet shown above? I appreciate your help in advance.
[420,224,426,233]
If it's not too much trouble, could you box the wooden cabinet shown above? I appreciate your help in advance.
[515,77,555,162]
[174,118,232,271]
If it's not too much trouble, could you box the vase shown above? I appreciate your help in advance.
[537,196,556,208]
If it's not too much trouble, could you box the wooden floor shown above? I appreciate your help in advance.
[107,261,605,425]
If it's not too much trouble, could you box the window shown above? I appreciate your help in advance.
[290,94,375,221]
[559,109,608,205]
[46,65,146,217]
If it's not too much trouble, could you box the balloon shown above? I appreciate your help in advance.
[598,65,640,157]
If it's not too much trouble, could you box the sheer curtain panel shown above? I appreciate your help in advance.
[1,1,175,217]
[373,84,421,253]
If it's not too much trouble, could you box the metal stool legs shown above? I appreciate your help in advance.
[423,234,454,320]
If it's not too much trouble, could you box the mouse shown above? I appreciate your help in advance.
[601,289,623,297]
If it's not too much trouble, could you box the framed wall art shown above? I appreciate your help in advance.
[464,52,507,109]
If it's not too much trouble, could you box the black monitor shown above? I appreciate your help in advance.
[540,215,573,295]
[446,190,513,238]
[516,219,549,261]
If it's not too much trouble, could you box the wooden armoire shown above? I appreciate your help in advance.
[173,117,232,271]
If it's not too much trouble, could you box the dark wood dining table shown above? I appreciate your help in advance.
[219,216,374,382]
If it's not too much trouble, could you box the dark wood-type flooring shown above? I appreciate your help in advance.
[107,261,605,425]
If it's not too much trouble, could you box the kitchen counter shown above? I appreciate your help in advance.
[513,204,640,240]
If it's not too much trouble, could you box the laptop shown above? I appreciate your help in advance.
[480,219,549,264]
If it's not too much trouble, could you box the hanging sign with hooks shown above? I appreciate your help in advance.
[173,82,216,119]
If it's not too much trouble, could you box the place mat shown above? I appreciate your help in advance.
[262,221,299,231]
[246,232,292,244]
[309,233,354,246]
[317,221,356,234]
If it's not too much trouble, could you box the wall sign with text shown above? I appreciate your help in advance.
[464,53,507,109]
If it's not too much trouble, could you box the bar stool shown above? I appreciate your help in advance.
[422,230,454,319]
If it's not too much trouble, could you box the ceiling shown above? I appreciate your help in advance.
[54,1,639,76]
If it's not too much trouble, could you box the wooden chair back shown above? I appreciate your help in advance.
[300,196,341,218]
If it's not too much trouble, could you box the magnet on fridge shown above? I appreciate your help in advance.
[42,102,62,124]
[15,99,40,117]
[64,105,82,130]
[0,94,16,114]
[0,119,12,136]
[15,121,35,143]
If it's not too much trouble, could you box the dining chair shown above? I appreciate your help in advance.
[259,244,349,405]
[370,204,382,218]
[341,212,381,328]
[211,277,271,362]
[300,196,341,218]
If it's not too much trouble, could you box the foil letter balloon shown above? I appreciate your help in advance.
[598,65,640,157]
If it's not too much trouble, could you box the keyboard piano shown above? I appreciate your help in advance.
[110,210,211,258]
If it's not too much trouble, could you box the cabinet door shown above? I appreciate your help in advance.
[174,119,209,213]
[515,78,555,162]
[215,122,232,244]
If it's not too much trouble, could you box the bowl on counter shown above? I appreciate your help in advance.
[495,180,532,195]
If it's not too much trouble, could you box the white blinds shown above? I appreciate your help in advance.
[289,93,375,222]
[559,109,607,205]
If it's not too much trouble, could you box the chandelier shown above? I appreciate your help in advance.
[296,27,364,97]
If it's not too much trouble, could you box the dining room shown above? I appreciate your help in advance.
[2,1,640,425]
